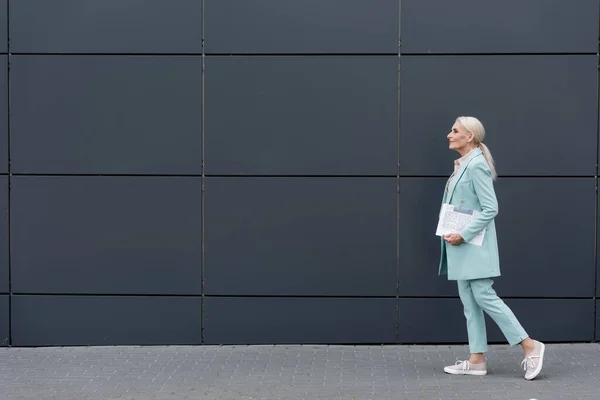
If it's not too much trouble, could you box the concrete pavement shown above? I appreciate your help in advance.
[0,343,598,399]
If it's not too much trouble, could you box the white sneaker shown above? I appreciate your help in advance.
[521,340,545,380]
[443,360,487,376]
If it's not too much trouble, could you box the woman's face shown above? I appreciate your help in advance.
[447,121,474,152]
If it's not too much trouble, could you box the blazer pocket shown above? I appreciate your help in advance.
[454,180,473,191]
[453,181,475,200]
[455,179,472,186]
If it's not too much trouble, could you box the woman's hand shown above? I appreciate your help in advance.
[444,233,464,246]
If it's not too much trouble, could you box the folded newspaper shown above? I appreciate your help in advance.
[436,204,486,246]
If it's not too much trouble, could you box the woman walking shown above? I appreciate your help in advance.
[439,116,545,380]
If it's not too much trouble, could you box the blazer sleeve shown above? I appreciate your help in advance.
[459,162,498,243]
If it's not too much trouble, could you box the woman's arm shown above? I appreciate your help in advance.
[459,162,498,243]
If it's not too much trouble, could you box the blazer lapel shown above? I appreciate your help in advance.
[446,147,482,202]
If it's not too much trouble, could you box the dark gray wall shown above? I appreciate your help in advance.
[1,0,598,346]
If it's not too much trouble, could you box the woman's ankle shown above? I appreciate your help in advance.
[520,337,535,355]
[468,354,485,364]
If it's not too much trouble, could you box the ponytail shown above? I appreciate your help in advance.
[478,142,497,181]
[455,116,497,180]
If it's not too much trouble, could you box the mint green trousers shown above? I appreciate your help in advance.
[457,278,528,354]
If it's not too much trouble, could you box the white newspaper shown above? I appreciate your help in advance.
[436,204,486,246]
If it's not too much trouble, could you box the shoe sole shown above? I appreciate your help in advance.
[525,342,545,380]
[443,367,487,376]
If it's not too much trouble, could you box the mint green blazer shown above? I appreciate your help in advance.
[438,147,500,281]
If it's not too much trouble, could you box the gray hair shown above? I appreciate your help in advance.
[456,116,497,180]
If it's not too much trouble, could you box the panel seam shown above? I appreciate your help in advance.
[593,6,600,343]
[200,0,205,346]
[5,0,10,348]
[395,0,401,345]
[4,173,595,178]
[6,52,597,57]
[8,293,596,300]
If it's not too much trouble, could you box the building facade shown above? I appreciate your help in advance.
[1,0,599,346]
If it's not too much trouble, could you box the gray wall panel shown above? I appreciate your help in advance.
[0,56,7,173]
[205,0,398,53]
[398,298,466,343]
[399,299,595,344]
[0,295,7,346]
[399,177,595,297]
[0,177,7,293]
[11,295,202,346]
[10,56,202,174]
[401,0,599,54]
[0,0,5,53]
[398,177,456,296]
[11,176,202,294]
[9,0,202,53]
[597,189,600,298]
[597,301,600,342]
[204,177,396,296]
[400,55,597,176]
[204,297,396,345]
[205,56,397,175]
[493,178,595,297]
